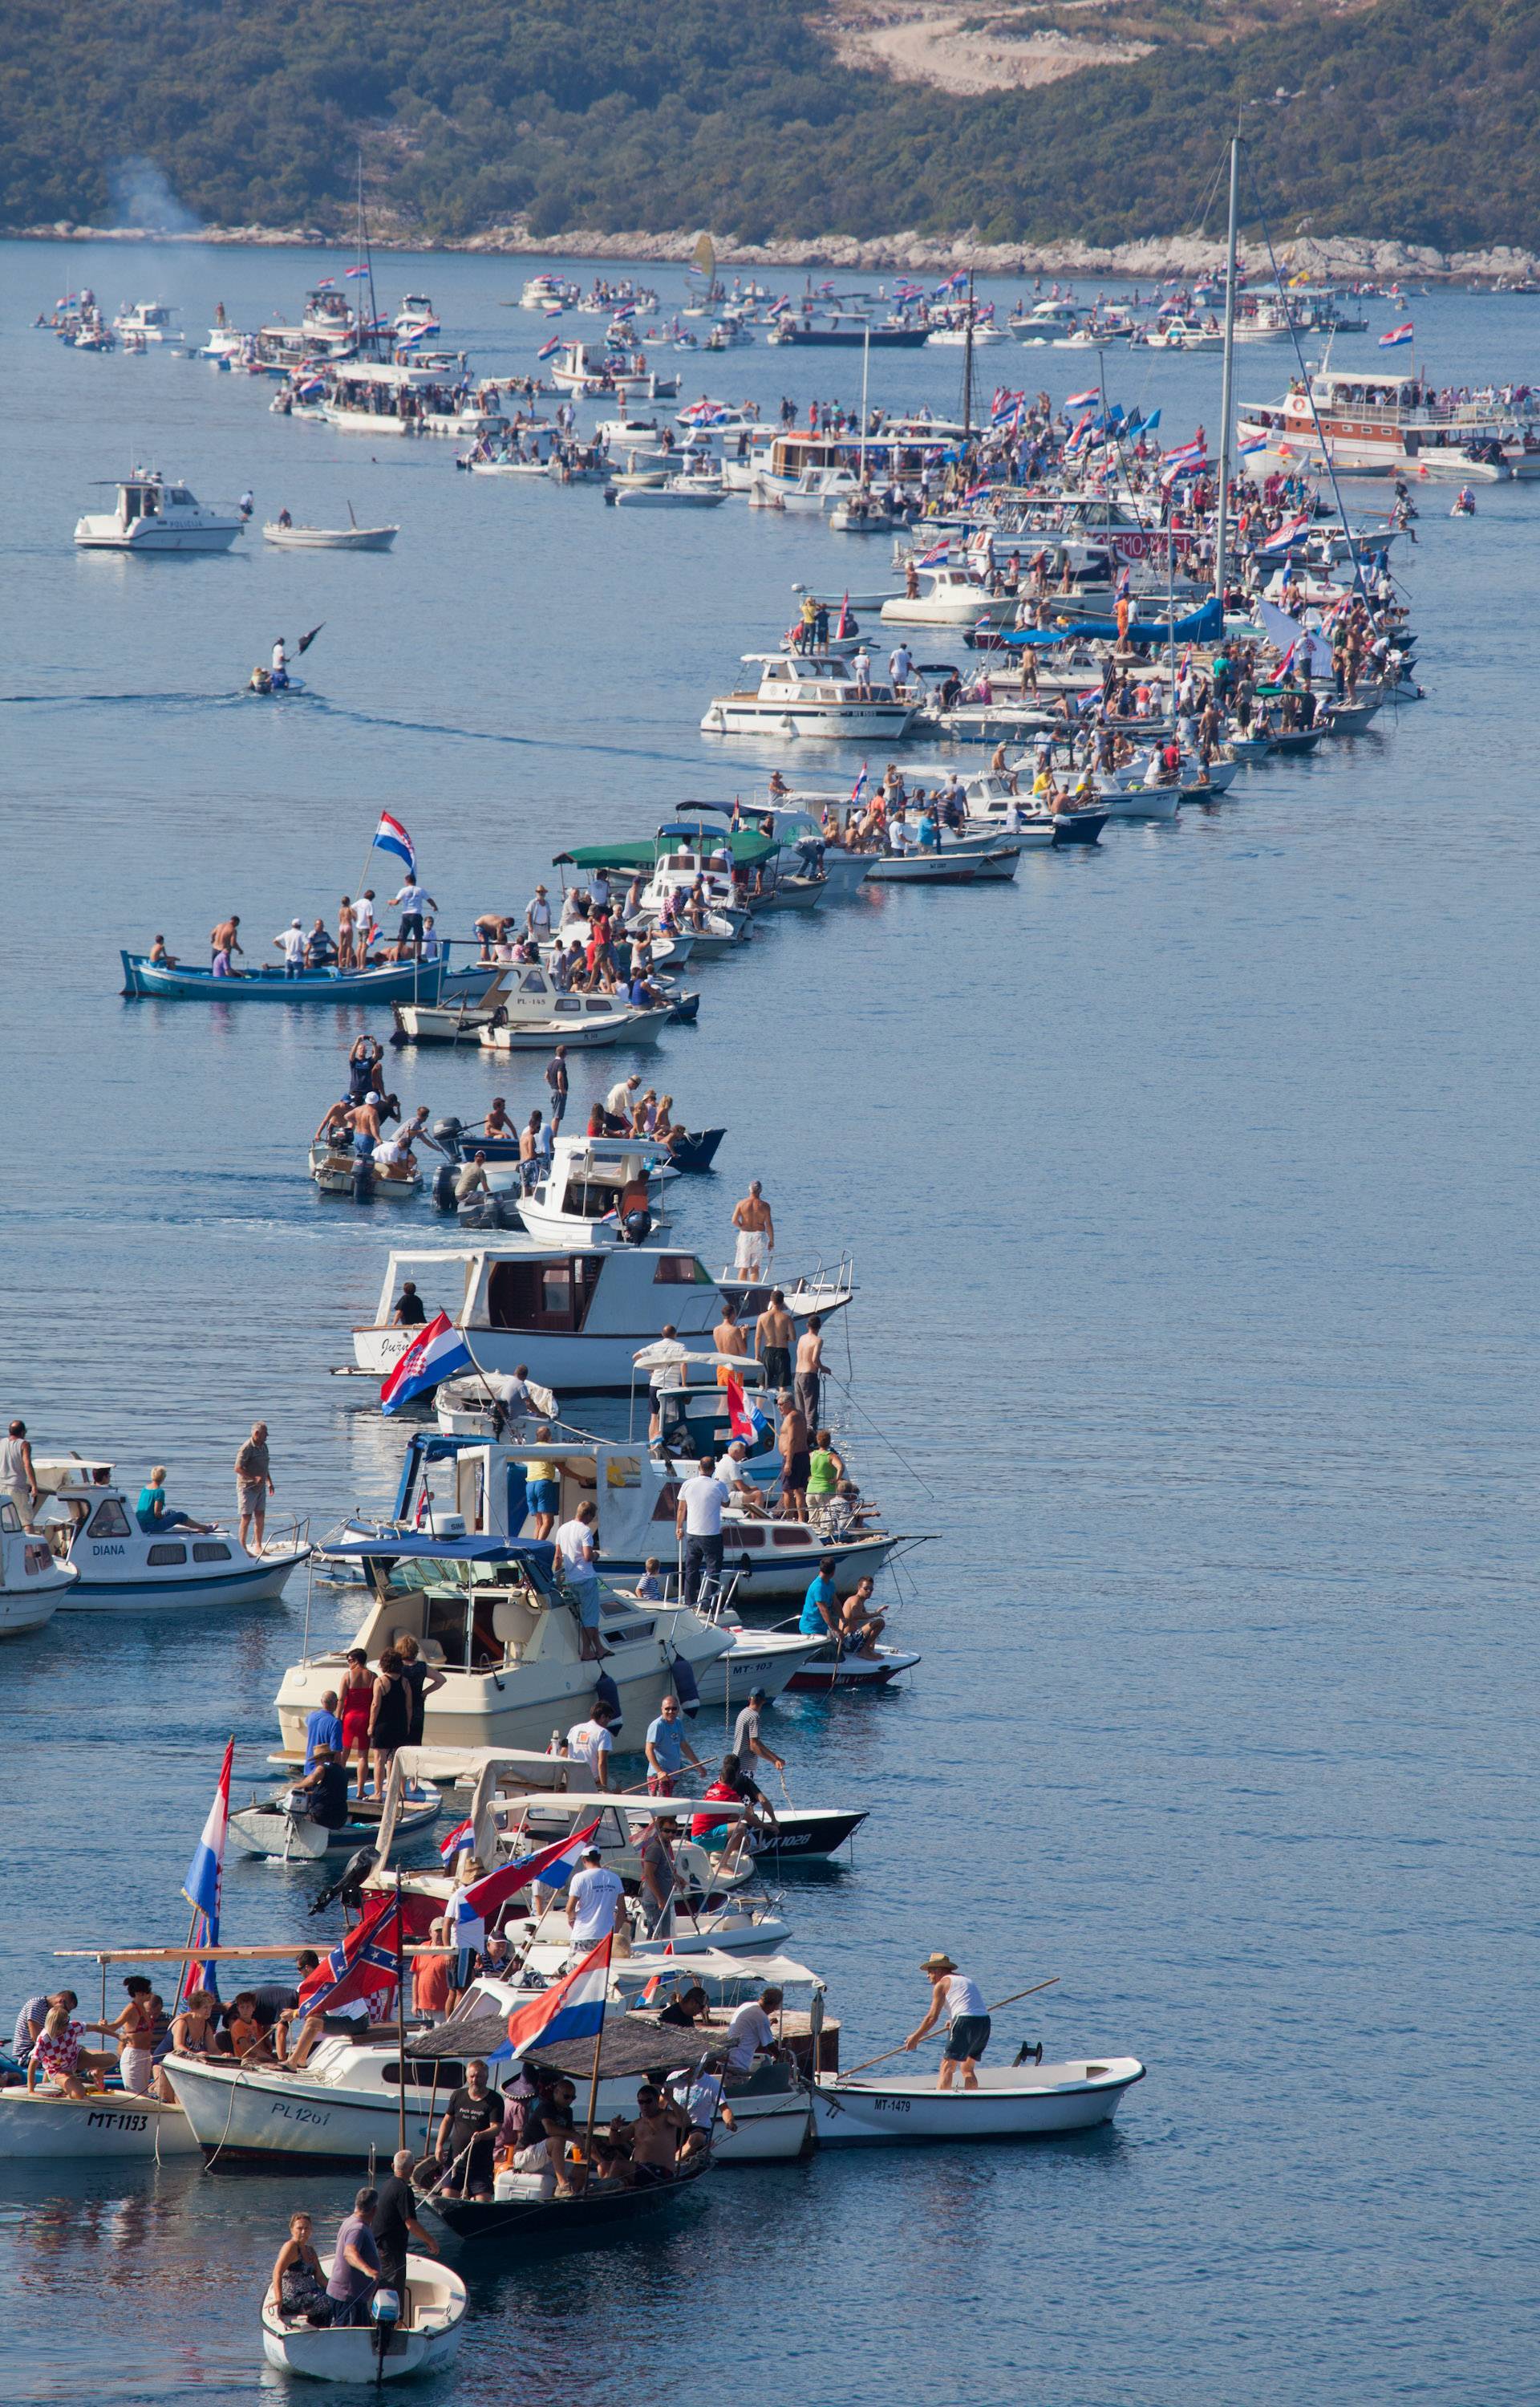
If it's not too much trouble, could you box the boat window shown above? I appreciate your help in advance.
[771,1526,808,1547]
[193,1541,233,1561]
[146,1542,188,1565]
[584,1000,613,1014]
[169,489,192,505]
[383,2060,465,2088]
[732,1524,765,1548]
[521,973,549,994]
[0,1501,16,1533]
[652,1255,711,1285]
[553,996,584,1015]
[88,1498,132,1538]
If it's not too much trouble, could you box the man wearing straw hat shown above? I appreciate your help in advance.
[906,1953,991,2090]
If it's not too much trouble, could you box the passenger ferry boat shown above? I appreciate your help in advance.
[1238,365,1513,477]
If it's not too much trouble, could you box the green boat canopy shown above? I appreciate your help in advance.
[555,824,780,871]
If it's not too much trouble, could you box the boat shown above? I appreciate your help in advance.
[521,274,576,309]
[120,951,454,1004]
[509,1136,672,1248]
[1141,315,1222,351]
[768,312,927,348]
[0,1495,75,1634]
[784,1640,922,1691]
[318,359,500,439]
[75,472,242,553]
[261,2253,467,2381]
[0,2086,199,2160]
[1238,363,1514,477]
[1009,298,1080,343]
[394,293,442,341]
[864,835,1023,884]
[611,475,727,509]
[702,655,914,741]
[472,967,674,1053]
[261,518,399,550]
[111,300,178,343]
[881,570,1002,628]
[229,1779,442,1860]
[310,1139,424,1199]
[29,1452,310,1612]
[812,2056,1146,2145]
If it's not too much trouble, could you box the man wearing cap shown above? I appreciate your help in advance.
[732,1687,784,1780]
[565,1845,625,1950]
[905,1954,991,2090]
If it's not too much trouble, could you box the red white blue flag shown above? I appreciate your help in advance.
[373,811,415,875]
[500,1932,613,2058]
[380,1310,476,1415]
[537,334,561,359]
[180,1736,233,2001]
[439,1815,476,1866]
[453,1818,603,1941]
[1379,322,1413,348]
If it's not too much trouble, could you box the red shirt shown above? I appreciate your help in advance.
[691,1779,738,1841]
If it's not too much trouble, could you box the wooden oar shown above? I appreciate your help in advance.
[840,1977,1060,2079]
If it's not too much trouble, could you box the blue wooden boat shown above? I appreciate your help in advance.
[120,951,453,1004]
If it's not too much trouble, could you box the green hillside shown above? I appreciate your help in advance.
[2,0,1538,250]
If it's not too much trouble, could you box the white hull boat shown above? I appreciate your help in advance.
[261,2255,467,2381]
[262,521,399,550]
[30,1455,310,1611]
[1100,783,1181,821]
[75,472,242,552]
[703,652,914,741]
[813,2056,1145,2144]
[865,837,1023,884]
[229,1781,441,1860]
[0,2088,199,2159]
[311,1140,423,1198]
[0,1503,75,1632]
[880,570,999,627]
[612,477,726,508]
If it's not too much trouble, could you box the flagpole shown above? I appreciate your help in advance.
[579,1938,611,2178]
[395,1869,407,2157]
[355,833,379,964]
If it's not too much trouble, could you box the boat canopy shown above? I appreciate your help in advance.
[326,1530,557,1570]
[555,827,776,871]
[994,595,1223,646]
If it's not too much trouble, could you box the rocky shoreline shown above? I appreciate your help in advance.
[17,216,1540,284]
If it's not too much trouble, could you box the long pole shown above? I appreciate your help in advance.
[841,1976,1060,2079]
[394,1871,407,2156]
[1214,132,1240,599]
[858,321,869,489]
[962,271,975,442]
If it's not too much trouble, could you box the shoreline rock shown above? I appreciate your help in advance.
[17,218,1540,284]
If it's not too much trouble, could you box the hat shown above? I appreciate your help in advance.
[919,1952,957,1975]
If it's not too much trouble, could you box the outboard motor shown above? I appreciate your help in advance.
[351,1153,375,1204]
[623,1208,653,1244]
[432,1163,458,1213]
[432,1114,463,1154]
[310,1845,375,1916]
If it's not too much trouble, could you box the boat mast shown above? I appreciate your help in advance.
[356,149,383,363]
[962,270,975,442]
[1214,131,1240,599]
[858,319,870,489]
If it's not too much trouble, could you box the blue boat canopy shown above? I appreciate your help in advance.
[991,597,1223,647]
[330,1530,557,1570]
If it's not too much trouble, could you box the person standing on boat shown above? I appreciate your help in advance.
[794,1317,825,1428]
[674,1454,730,1612]
[209,913,242,969]
[646,1691,707,1797]
[270,638,288,688]
[906,1954,991,2090]
[374,2148,440,2299]
[235,1423,275,1553]
[755,1289,794,1396]
[391,1279,427,1325]
[713,1297,751,1386]
[390,875,436,964]
[367,1647,411,1797]
[1,1419,39,1530]
[545,1045,569,1131]
[323,2189,382,2326]
[732,1182,774,1278]
[394,1632,445,1746]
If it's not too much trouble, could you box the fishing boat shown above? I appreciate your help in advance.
[29,1453,310,1612]
[311,1139,424,1200]
[346,1236,853,1394]
[784,1639,922,1691]
[261,517,399,550]
[0,2086,199,2160]
[702,655,915,741]
[120,952,454,1004]
[812,2056,1146,2145]
[0,1496,75,1634]
[261,2255,467,2380]
[229,1779,442,1861]
[75,472,242,553]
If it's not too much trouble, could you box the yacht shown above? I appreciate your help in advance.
[880,567,1000,627]
[701,655,916,740]
[349,1238,853,1393]
[0,1497,75,1634]
[28,1454,310,1610]
[468,964,672,1052]
[111,300,178,342]
[1009,298,1080,343]
[320,359,499,438]
[74,471,244,552]
[521,273,576,309]
[395,293,440,339]
[1238,363,1514,477]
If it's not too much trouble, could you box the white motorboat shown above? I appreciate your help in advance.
[1238,362,1514,477]
[865,833,1023,884]
[348,1238,852,1394]
[261,2254,467,2381]
[956,773,1057,845]
[630,844,752,946]
[262,517,399,550]
[926,321,1007,347]
[394,292,441,341]
[512,1136,671,1247]
[1009,298,1080,343]
[881,569,1000,627]
[229,1779,442,1861]
[612,475,726,508]
[813,2056,1145,2144]
[472,965,672,1052]
[319,359,499,439]
[0,1496,75,1634]
[30,1453,310,1611]
[521,274,575,309]
[199,323,247,362]
[702,654,914,741]
[310,1139,423,1198]
[111,300,178,342]
[1141,315,1222,350]
[74,471,243,552]
[748,464,861,513]
[0,2088,198,2160]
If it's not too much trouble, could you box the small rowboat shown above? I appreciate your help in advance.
[261,2253,467,2381]
[310,1140,424,1199]
[120,952,452,1005]
[229,1780,441,1860]
[262,520,399,550]
[813,2056,1145,2145]
[429,2153,708,2246]
[0,2087,199,2160]
[785,1642,921,1691]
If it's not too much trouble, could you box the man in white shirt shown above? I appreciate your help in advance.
[274,919,306,976]
[566,1847,624,1948]
[606,1074,642,1125]
[391,879,436,961]
[525,885,553,937]
[887,809,915,856]
[713,1441,759,1511]
[905,1951,991,2089]
[851,645,871,692]
[565,1707,614,1788]
[553,1503,606,1660]
[888,642,914,688]
[723,1986,783,2075]
[674,1454,728,1605]
[355,891,377,958]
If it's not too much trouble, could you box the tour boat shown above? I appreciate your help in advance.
[261,518,399,549]
[0,1497,75,1634]
[111,300,178,342]
[229,1779,442,1860]
[702,655,915,740]
[319,359,500,438]
[261,2255,467,2381]
[0,2087,198,2161]
[348,1236,853,1395]
[120,951,454,1003]
[75,473,242,553]
[29,1454,310,1612]
[812,2056,1146,2144]
[1238,363,1514,477]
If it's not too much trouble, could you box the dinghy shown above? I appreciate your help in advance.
[262,517,399,550]
[813,2055,1145,2145]
[310,1139,423,1199]
[261,2254,467,2381]
[229,1780,441,1860]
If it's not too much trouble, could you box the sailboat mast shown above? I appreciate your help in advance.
[858,319,870,488]
[357,150,383,362]
[1214,132,1240,599]
[962,270,975,441]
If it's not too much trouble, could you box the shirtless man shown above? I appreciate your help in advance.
[348,1096,383,1153]
[794,1316,824,1430]
[755,1288,794,1396]
[483,1098,513,1140]
[209,914,243,966]
[713,1299,750,1384]
[732,1182,774,1279]
[314,1097,355,1147]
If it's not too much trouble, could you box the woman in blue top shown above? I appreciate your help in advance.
[135,1467,213,1536]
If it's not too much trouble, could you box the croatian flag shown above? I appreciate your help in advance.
[315,278,336,290]
[440,1815,476,1866]
[849,764,868,810]
[610,302,637,320]
[298,1892,404,2022]
[499,1931,613,2059]
[373,811,415,875]
[916,538,950,566]
[934,270,968,296]
[1238,434,1268,457]
[1257,511,1312,555]
[380,1310,476,1415]
[452,1817,604,1946]
[1379,322,1414,348]
[344,266,369,280]
[180,1736,233,2001]
[1065,386,1100,409]
[725,1372,772,1448]
[537,335,561,360]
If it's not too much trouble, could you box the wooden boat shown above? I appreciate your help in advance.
[813,2056,1145,2145]
[261,2254,467,2381]
[261,519,399,550]
[120,952,452,1005]
[229,1780,441,1860]
[429,2151,710,2245]
[0,2086,200,2159]
[310,1139,423,1199]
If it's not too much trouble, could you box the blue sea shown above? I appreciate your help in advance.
[0,237,1535,2404]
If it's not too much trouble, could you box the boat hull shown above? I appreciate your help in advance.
[168,2057,448,2165]
[261,524,399,550]
[703,703,914,740]
[229,1789,440,1859]
[0,2091,199,2158]
[121,952,450,1005]
[261,2314,462,2383]
[813,2059,1145,2144]
[55,1546,309,1613]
